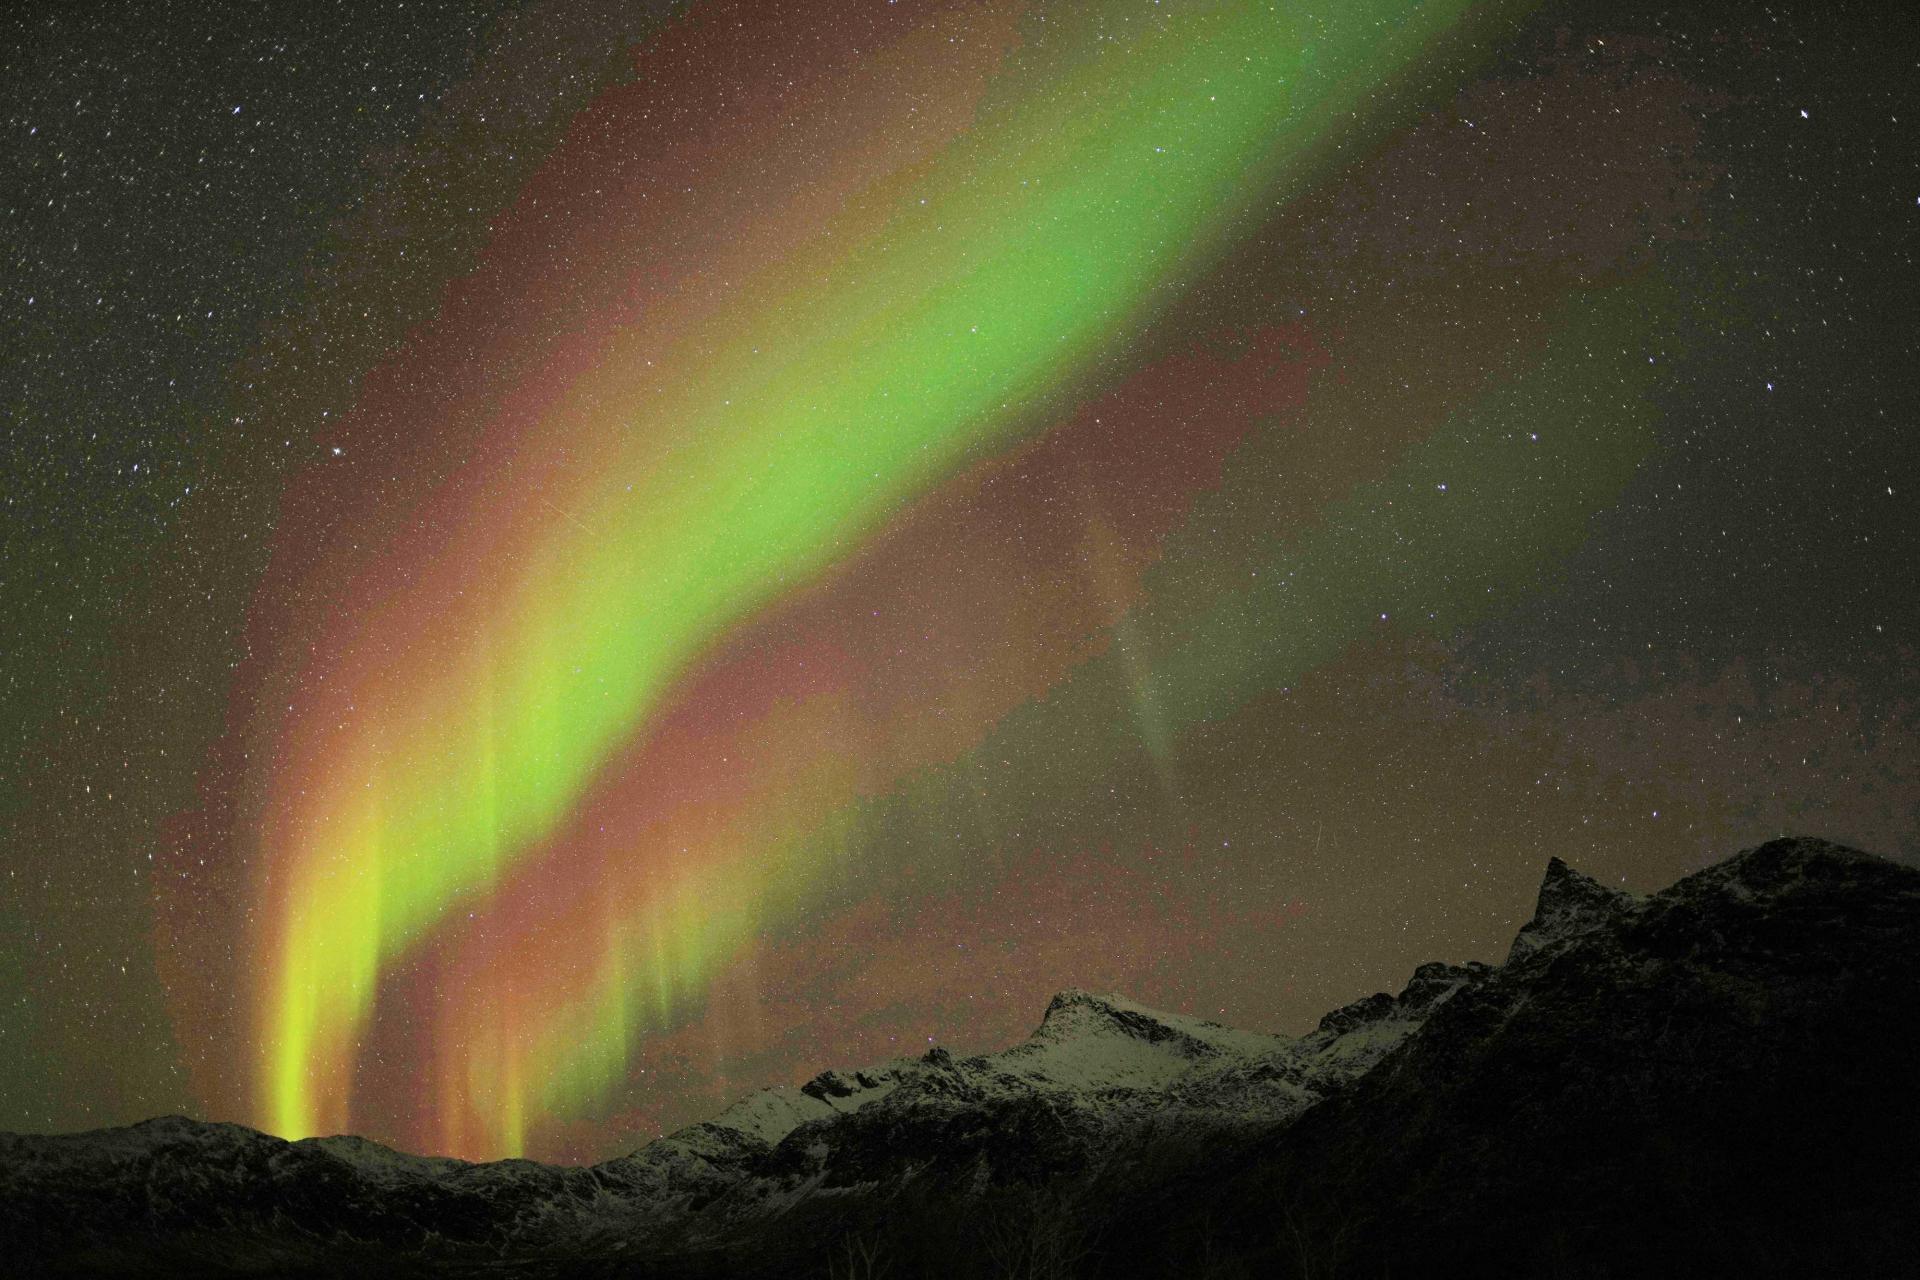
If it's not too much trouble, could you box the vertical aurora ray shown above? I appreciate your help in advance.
[162,0,1562,1155]
[407,329,1322,1156]
[417,268,1677,1157]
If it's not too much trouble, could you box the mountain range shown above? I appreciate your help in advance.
[4,835,1916,1277]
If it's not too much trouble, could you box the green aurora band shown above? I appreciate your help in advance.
[228,0,1572,1153]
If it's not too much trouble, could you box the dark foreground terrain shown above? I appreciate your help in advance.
[4,836,1917,1278]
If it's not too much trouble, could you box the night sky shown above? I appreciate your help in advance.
[3,0,1915,1165]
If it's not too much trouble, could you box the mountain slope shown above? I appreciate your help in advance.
[1101,837,1920,1277]
[3,837,1916,1278]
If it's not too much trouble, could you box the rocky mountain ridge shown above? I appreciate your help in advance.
[4,836,1916,1277]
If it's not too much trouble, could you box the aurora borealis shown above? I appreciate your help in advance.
[222,0,1486,1155]
[5,0,1916,1164]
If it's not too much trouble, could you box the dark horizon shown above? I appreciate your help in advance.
[0,832,1887,1161]
[6,834,1917,1278]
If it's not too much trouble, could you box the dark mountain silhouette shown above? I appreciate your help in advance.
[4,836,1916,1277]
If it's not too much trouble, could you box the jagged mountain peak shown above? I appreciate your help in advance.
[1309,959,1488,1040]
[651,991,1287,1166]
[1033,989,1251,1044]
[1507,852,1638,961]
[1025,989,1280,1061]
[1535,854,1635,922]
[1037,989,1186,1038]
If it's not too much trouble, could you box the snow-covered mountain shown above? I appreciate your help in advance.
[4,836,1916,1278]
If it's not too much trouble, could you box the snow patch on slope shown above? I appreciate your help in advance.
[990,989,1288,1092]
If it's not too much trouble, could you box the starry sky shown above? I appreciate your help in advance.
[2,0,1915,1165]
